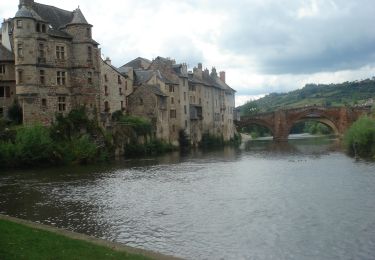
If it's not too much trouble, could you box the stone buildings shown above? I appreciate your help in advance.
[0,0,237,146]
[1,0,101,124]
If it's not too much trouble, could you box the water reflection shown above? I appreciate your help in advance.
[1,136,375,260]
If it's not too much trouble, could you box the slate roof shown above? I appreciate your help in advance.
[0,45,14,61]
[134,70,154,85]
[120,57,151,70]
[145,84,168,97]
[32,3,74,29]
[69,8,88,25]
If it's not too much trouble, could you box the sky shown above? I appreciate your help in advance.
[1,0,375,106]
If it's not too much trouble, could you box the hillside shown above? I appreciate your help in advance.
[240,78,375,116]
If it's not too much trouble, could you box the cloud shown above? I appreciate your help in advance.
[1,0,375,106]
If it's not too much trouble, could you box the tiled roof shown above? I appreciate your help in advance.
[0,45,14,61]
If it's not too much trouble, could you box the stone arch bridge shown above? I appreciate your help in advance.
[236,106,372,141]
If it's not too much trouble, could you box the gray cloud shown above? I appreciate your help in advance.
[216,0,375,74]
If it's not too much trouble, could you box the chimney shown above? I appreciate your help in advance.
[210,67,217,77]
[105,57,111,65]
[19,0,34,9]
[220,71,226,83]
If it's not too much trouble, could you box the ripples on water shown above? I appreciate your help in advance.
[1,136,375,260]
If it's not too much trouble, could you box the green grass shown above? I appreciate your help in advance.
[0,219,151,260]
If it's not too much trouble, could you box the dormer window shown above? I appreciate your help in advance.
[41,24,46,33]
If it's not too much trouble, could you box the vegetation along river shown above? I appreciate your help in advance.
[1,135,375,260]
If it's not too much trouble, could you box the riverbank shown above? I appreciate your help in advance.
[0,214,181,260]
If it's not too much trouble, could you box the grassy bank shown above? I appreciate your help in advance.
[0,218,150,260]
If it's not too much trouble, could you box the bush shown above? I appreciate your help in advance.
[119,115,152,136]
[344,116,375,158]
[124,139,175,157]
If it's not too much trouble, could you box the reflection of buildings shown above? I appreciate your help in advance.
[0,0,236,146]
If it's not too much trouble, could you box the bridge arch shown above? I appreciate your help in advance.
[285,108,340,139]
[236,118,274,137]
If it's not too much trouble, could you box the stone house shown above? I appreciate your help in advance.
[99,57,134,127]
[126,67,172,143]
[0,0,237,147]
[0,0,101,124]
[0,45,16,118]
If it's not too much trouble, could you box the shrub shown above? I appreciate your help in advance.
[119,115,152,136]
[344,116,375,158]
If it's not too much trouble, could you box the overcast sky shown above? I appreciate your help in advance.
[1,0,375,105]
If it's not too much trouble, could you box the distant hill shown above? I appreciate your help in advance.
[239,78,375,116]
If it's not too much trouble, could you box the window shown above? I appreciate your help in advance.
[139,98,143,105]
[56,46,65,60]
[41,98,47,108]
[125,81,128,90]
[104,101,110,112]
[184,105,187,114]
[169,85,174,92]
[0,86,10,98]
[104,74,108,82]
[58,96,66,111]
[184,92,186,101]
[17,43,23,57]
[17,20,22,28]
[119,88,123,95]
[104,85,108,95]
[183,79,186,87]
[42,24,46,33]
[39,70,45,85]
[57,71,66,85]
[18,70,23,84]
[86,28,91,37]
[36,23,40,32]
[38,43,45,58]
[0,65,5,74]
[87,46,92,61]
[121,101,124,110]
[170,109,176,119]
[185,120,188,128]
[88,72,92,84]
[117,75,121,84]
[171,97,174,104]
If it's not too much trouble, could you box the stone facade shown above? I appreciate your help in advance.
[1,0,100,124]
[0,0,237,146]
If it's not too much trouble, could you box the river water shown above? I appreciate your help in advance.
[1,135,375,260]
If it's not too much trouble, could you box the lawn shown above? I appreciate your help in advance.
[0,219,151,260]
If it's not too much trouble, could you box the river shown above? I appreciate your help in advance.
[1,135,375,260]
